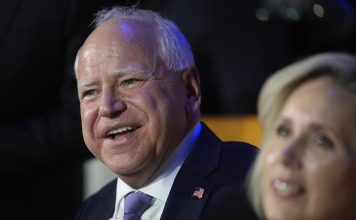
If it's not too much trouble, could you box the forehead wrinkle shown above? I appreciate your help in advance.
[112,65,156,78]
[81,44,124,66]
[77,79,95,90]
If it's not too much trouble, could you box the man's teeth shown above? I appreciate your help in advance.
[272,179,301,195]
[107,127,134,137]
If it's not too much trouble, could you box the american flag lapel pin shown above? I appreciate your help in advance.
[191,186,205,200]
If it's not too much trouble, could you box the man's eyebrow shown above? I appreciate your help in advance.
[77,67,156,89]
[112,65,155,77]
[77,79,94,89]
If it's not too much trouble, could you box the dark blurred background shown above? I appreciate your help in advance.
[132,0,356,114]
[4,1,354,219]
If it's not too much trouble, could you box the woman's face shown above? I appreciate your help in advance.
[261,76,356,220]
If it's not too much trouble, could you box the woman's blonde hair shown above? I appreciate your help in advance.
[247,52,356,218]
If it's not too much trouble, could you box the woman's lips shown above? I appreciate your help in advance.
[272,178,305,197]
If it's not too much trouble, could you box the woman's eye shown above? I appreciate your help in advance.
[315,134,335,149]
[276,124,291,137]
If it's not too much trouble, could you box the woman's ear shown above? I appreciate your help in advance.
[183,67,201,114]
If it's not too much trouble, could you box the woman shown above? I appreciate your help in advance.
[248,53,356,220]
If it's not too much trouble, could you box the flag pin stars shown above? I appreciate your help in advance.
[191,187,205,200]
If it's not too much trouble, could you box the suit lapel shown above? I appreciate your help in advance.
[0,0,23,50]
[160,170,215,220]
[76,179,117,220]
[161,123,222,220]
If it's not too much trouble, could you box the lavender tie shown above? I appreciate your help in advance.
[123,192,153,220]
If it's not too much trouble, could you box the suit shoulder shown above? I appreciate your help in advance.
[216,141,258,179]
[75,179,117,220]
[222,141,259,158]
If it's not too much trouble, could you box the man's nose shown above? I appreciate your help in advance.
[98,90,127,117]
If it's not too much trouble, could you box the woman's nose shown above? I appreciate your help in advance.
[280,139,304,169]
[98,90,127,118]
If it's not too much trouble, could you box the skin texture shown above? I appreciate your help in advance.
[261,76,356,220]
[76,19,201,188]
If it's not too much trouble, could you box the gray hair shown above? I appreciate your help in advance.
[74,6,195,77]
[247,52,356,218]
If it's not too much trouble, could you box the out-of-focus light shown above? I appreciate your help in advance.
[313,3,325,18]
[256,8,269,21]
[285,7,300,21]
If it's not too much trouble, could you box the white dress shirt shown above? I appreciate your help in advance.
[109,122,202,220]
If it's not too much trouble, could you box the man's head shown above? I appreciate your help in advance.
[75,7,201,188]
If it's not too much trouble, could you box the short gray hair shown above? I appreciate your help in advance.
[74,6,195,77]
[247,52,356,218]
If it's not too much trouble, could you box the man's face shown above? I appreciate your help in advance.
[76,19,199,188]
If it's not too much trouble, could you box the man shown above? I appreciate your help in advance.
[75,6,257,220]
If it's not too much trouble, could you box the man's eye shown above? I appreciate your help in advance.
[315,134,335,149]
[81,90,96,98]
[276,124,291,137]
[121,78,143,88]
[122,79,138,85]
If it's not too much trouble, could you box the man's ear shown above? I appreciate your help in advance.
[182,67,201,114]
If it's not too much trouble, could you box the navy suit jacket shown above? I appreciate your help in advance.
[75,123,258,220]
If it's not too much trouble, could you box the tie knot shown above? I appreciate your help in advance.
[124,192,153,220]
